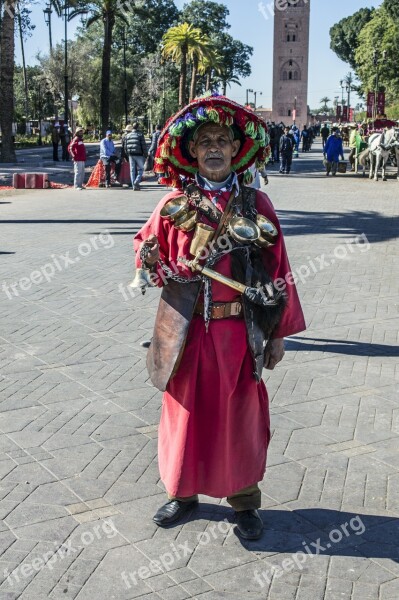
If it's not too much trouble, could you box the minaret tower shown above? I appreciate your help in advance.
[272,0,310,127]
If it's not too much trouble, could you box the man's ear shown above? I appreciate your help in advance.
[188,141,197,159]
[231,139,240,157]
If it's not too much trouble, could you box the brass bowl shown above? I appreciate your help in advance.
[160,195,189,221]
[256,214,278,244]
[175,210,198,232]
[228,216,261,244]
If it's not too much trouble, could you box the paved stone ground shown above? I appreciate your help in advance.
[0,143,398,600]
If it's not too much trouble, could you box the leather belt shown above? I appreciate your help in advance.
[194,300,243,320]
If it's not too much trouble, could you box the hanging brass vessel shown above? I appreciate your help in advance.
[255,215,278,247]
[160,196,189,221]
[227,216,261,244]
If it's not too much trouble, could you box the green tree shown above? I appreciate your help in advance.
[329,8,374,70]
[0,0,16,162]
[384,0,399,20]
[180,0,230,37]
[212,33,253,95]
[355,7,399,103]
[162,22,210,107]
[319,97,331,111]
[198,51,223,92]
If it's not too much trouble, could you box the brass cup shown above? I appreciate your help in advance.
[160,195,189,221]
[256,214,278,246]
[227,216,261,244]
[189,223,215,257]
[174,210,198,232]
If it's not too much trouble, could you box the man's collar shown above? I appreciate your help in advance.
[195,172,239,196]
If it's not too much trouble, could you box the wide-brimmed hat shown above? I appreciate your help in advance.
[155,94,270,187]
[75,127,84,135]
[124,125,133,132]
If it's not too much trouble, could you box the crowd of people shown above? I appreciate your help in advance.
[50,112,398,189]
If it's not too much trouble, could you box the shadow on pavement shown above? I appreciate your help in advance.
[172,504,399,561]
[277,208,399,242]
[286,336,399,357]
[241,509,399,561]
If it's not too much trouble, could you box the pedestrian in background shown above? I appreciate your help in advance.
[148,124,162,181]
[274,124,283,163]
[324,127,344,176]
[301,125,309,152]
[321,123,329,150]
[123,122,148,191]
[100,130,121,188]
[279,126,294,174]
[60,125,70,161]
[52,123,60,161]
[69,127,87,190]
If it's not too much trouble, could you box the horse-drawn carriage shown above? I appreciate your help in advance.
[355,126,399,181]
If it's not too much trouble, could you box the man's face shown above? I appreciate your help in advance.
[188,124,240,182]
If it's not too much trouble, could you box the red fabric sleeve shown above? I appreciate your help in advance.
[255,190,306,338]
[133,190,199,288]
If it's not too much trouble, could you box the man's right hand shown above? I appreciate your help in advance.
[143,235,160,266]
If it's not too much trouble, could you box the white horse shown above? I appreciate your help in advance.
[368,128,399,181]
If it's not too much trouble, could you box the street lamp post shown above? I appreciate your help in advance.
[340,80,344,105]
[253,91,262,110]
[345,83,351,118]
[246,88,253,105]
[293,96,297,125]
[162,62,166,126]
[373,50,387,120]
[43,3,53,52]
[122,28,128,126]
[63,2,69,128]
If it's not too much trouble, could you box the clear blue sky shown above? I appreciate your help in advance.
[17,0,382,109]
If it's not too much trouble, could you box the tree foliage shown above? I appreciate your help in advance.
[384,0,399,20]
[355,7,399,103]
[180,0,230,37]
[329,8,374,70]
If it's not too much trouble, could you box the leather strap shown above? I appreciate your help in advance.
[194,300,243,319]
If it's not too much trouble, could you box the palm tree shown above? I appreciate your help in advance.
[0,0,16,162]
[320,97,331,111]
[162,23,210,108]
[198,51,223,92]
[216,69,241,96]
[58,1,147,135]
[188,35,215,101]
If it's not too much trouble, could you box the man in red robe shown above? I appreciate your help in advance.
[133,95,305,540]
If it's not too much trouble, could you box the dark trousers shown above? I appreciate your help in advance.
[52,142,59,161]
[101,155,121,185]
[280,152,293,173]
[322,137,328,150]
[61,144,69,161]
[348,148,356,167]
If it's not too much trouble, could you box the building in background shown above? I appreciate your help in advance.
[272,0,310,127]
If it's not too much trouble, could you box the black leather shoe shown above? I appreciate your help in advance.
[235,510,263,540]
[153,500,198,527]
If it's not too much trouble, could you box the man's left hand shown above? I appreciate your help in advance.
[264,338,285,370]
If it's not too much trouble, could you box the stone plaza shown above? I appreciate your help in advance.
[0,144,398,599]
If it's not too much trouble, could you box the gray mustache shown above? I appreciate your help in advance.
[206,153,223,159]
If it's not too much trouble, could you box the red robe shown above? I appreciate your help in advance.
[134,187,305,498]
